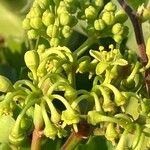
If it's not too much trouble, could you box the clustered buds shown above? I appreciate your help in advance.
[22,0,129,47]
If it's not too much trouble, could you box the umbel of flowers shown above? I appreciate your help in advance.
[0,0,150,149]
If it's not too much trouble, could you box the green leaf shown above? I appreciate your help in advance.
[126,0,148,10]
[112,59,128,66]
[96,62,109,75]
[0,115,15,143]
[126,20,150,52]
[75,136,108,150]
[0,4,24,39]
[0,143,11,150]
[41,138,62,150]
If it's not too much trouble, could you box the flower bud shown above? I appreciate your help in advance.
[42,10,55,26]
[30,5,43,17]
[105,123,118,145]
[142,8,150,22]
[43,124,57,140]
[64,0,74,5]
[51,111,61,124]
[61,109,80,125]
[59,12,71,26]
[50,38,60,47]
[57,3,67,15]
[37,44,46,55]
[104,2,116,12]
[24,50,40,73]
[115,10,128,23]
[112,23,124,35]
[37,60,48,77]
[27,29,39,39]
[46,25,59,38]
[102,11,115,25]
[0,75,14,93]
[33,104,44,129]
[85,6,97,19]
[62,26,73,38]
[36,0,50,9]
[113,34,122,43]
[64,87,77,102]
[92,0,104,8]
[94,19,106,31]
[22,18,31,30]
[30,17,43,29]
[87,111,102,125]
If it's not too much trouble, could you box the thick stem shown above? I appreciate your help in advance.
[31,129,43,150]
[60,121,91,150]
[73,36,97,58]
[117,0,150,95]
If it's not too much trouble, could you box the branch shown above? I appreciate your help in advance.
[117,0,150,95]
[31,128,43,150]
[117,0,147,65]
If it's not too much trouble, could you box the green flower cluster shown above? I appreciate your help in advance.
[0,40,150,149]
[22,0,128,47]
[1,0,150,149]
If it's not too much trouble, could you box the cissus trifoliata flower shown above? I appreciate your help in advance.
[61,109,80,125]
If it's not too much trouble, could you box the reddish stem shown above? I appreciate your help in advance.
[117,0,150,95]
[60,121,91,150]
[31,128,43,150]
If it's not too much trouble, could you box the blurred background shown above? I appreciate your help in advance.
[0,0,33,82]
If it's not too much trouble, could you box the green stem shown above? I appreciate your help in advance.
[44,96,60,123]
[127,62,140,83]
[90,92,103,112]
[41,47,66,60]
[14,80,37,92]
[12,93,40,135]
[132,124,142,149]
[71,94,90,109]
[73,36,97,58]
[98,115,127,128]
[35,36,40,50]
[67,69,76,88]
[92,85,115,112]
[41,101,52,127]
[115,128,129,150]
[52,94,72,111]
[134,133,145,150]
[103,70,112,84]
[47,81,68,95]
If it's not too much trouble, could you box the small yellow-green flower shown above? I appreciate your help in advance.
[61,109,80,125]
